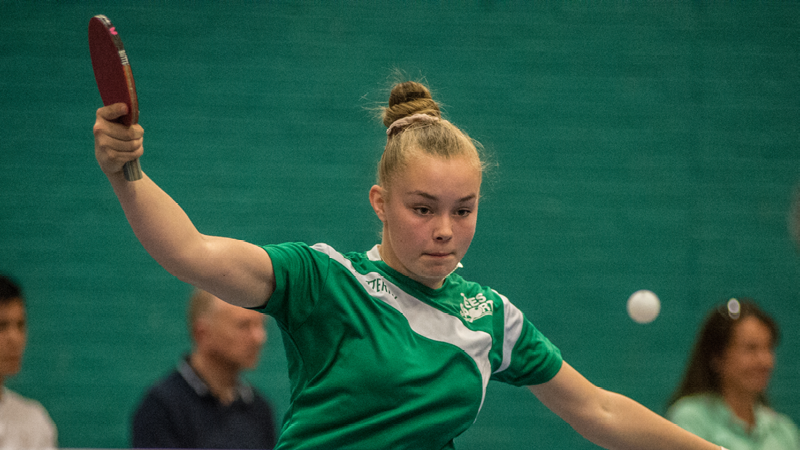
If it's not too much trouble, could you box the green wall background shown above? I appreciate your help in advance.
[2,2,798,449]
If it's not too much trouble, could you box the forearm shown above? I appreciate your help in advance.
[585,390,721,450]
[531,363,722,450]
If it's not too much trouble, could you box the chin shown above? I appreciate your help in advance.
[753,381,772,394]
[416,271,454,288]
[0,363,22,377]
[243,358,261,370]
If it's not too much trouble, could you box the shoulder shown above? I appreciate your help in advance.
[445,275,525,327]
[669,393,719,412]
[138,369,193,406]
[263,242,372,280]
[0,388,55,427]
[443,272,505,303]
[264,242,348,263]
[2,388,46,413]
[148,368,186,390]
[667,394,724,427]
[757,404,800,432]
[248,387,275,413]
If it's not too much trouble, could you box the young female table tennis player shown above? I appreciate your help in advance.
[93,81,726,450]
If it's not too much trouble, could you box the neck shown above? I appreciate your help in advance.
[189,353,240,405]
[720,386,759,428]
[376,244,445,289]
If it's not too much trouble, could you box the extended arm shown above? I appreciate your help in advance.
[529,361,723,450]
[93,103,274,307]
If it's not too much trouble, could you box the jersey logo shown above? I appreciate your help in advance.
[459,292,494,323]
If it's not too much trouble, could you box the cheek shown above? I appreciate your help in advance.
[0,329,25,348]
[719,354,757,380]
[386,209,423,238]
[457,218,477,243]
[393,222,426,249]
[714,354,737,378]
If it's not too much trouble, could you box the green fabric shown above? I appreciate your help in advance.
[668,394,800,450]
[259,242,562,450]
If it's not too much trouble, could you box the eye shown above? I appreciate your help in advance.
[455,208,472,217]
[414,206,432,215]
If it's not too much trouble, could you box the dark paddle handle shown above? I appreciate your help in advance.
[123,160,142,181]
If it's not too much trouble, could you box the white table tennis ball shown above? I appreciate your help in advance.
[627,290,661,324]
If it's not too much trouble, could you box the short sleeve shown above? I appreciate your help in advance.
[259,242,331,331]
[490,297,563,386]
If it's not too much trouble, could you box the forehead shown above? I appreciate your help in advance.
[0,299,25,318]
[730,317,773,345]
[393,153,482,197]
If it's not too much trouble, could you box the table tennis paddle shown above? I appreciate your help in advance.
[89,14,142,181]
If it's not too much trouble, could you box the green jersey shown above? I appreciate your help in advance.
[260,242,563,450]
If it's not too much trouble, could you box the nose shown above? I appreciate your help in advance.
[433,215,453,241]
[760,348,775,371]
[5,325,26,349]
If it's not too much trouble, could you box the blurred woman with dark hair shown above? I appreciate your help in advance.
[667,298,799,450]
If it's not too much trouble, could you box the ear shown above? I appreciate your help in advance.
[369,185,388,223]
[192,319,208,345]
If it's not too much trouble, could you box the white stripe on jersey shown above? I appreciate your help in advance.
[313,243,494,417]
[493,291,524,375]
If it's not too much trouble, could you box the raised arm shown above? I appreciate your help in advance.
[528,361,723,450]
[93,103,274,308]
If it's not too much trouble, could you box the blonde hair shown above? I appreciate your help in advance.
[378,81,485,188]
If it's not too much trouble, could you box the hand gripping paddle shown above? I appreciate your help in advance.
[89,15,142,181]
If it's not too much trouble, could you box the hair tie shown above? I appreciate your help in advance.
[386,113,440,138]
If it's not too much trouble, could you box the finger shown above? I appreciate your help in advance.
[94,116,144,142]
[100,145,143,163]
[97,133,143,152]
[111,123,144,142]
[97,103,129,122]
[95,135,143,173]
[109,142,144,160]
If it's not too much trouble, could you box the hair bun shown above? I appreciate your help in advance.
[383,81,441,127]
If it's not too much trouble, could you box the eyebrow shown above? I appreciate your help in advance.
[407,191,478,203]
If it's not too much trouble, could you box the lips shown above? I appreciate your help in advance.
[751,370,772,382]
[423,250,454,258]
